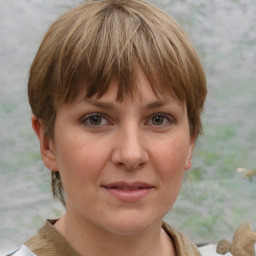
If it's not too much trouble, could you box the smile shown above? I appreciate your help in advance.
[102,182,154,202]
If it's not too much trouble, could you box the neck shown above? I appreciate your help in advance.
[54,213,175,256]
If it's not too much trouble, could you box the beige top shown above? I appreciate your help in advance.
[24,220,201,256]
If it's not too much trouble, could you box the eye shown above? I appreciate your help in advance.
[147,113,174,127]
[82,113,109,127]
[151,115,165,125]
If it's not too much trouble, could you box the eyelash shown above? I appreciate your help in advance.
[80,112,175,128]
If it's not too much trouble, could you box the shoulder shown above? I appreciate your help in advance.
[5,245,36,256]
[23,219,80,256]
[162,222,201,255]
[162,222,226,256]
[23,220,59,255]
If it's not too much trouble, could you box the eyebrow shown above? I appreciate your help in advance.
[83,99,115,109]
[146,101,165,109]
[83,99,173,110]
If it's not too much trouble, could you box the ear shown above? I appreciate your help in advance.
[31,114,58,171]
[184,138,195,171]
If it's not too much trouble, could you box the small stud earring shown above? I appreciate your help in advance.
[186,157,192,167]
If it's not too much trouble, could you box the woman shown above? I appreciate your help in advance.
[13,0,207,255]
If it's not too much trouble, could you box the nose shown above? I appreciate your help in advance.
[111,126,149,170]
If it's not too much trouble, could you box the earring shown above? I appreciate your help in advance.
[186,157,192,168]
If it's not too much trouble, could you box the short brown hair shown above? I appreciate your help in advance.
[28,0,207,205]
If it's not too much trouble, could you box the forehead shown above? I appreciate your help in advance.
[77,71,186,113]
[80,68,180,104]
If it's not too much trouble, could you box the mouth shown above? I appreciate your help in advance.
[102,182,154,202]
[102,182,154,190]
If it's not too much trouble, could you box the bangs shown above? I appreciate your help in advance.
[51,1,198,104]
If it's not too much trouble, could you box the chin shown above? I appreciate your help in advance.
[102,210,162,236]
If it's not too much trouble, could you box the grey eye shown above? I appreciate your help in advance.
[82,113,108,127]
[89,115,102,125]
[152,115,164,125]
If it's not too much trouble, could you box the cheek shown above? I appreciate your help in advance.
[56,132,106,165]
[151,136,189,200]
[152,136,189,174]
[54,134,109,190]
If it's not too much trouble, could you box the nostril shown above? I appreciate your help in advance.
[117,161,125,167]
[116,160,145,171]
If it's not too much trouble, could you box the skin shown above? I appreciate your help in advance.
[32,70,194,256]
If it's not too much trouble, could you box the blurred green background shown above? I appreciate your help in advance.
[0,0,255,252]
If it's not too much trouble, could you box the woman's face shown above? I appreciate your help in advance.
[46,70,194,235]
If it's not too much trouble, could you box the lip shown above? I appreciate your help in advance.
[102,181,154,202]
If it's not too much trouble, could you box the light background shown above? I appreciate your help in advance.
[0,0,256,253]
